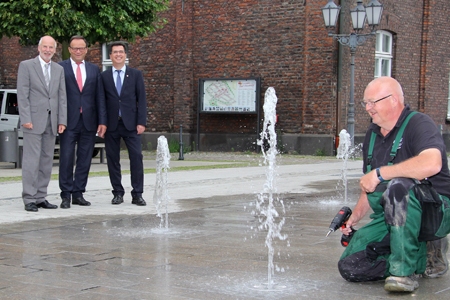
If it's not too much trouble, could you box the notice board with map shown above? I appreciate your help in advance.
[196,77,261,151]
[199,78,260,113]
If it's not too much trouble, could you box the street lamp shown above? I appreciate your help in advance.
[322,0,383,146]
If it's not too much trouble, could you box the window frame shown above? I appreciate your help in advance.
[5,92,18,115]
[374,30,393,78]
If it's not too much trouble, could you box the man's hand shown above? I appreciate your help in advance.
[340,224,355,236]
[58,124,66,134]
[137,125,145,135]
[97,125,107,138]
[359,169,380,193]
[340,190,371,235]
[22,123,33,129]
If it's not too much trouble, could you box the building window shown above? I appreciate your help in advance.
[101,44,112,71]
[374,30,392,78]
[102,43,129,71]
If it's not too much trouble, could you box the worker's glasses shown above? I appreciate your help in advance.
[360,94,392,108]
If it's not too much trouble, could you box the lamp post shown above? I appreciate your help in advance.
[322,0,383,146]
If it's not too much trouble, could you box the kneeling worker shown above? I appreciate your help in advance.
[338,77,450,293]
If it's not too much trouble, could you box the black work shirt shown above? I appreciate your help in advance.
[362,105,450,198]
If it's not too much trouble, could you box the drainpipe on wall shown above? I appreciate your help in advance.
[335,0,345,151]
[418,0,430,112]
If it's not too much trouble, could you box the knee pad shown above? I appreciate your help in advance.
[381,178,415,226]
[338,251,387,282]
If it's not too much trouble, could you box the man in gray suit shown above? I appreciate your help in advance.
[17,35,67,212]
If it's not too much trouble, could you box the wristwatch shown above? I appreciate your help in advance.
[376,168,384,182]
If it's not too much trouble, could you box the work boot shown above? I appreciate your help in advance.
[424,236,449,278]
[384,275,419,292]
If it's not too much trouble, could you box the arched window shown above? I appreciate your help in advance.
[374,30,393,78]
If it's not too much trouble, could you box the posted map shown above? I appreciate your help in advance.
[202,79,257,112]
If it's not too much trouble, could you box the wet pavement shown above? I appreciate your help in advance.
[0,153,449,299]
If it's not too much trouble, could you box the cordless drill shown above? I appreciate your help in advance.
[326,206,356,247]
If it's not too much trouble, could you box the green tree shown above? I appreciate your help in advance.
[0,0,170,46]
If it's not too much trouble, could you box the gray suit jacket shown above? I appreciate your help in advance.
[17,56,67,135]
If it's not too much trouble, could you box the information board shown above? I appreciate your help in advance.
[199,78,260,113]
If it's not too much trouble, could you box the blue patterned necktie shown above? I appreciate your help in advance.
[115,70,122,95]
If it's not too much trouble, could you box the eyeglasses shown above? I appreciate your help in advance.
[360,94,392,108]
[69,47,87,52]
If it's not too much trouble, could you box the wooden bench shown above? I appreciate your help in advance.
[95,143,106,164]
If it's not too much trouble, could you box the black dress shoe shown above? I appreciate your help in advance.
[60,198,71,209]
[24,202,38,212]
[111,195,124,205]
[132,196,146,206]
[36,200,58,209]
[72,196,91,206]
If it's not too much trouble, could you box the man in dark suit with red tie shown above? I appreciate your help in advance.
[58,35,107,208]
[100,41,147,206]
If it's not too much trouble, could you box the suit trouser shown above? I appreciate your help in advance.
[59,115,96,199]
[22,115,56,204]
[105,120,144,197]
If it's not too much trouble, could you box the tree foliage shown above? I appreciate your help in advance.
[0,0,170,45]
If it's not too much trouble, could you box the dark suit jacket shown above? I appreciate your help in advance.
[59,59,107,131]
[101,67,147,131]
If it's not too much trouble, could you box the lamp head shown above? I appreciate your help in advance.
[351,0,367,31]
[322,0,341,29]
[366,0,384,31]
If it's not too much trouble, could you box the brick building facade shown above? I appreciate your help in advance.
[1,0,450,154]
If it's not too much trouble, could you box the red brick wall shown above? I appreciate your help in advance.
[420,0,450,126]
[336,0,450,135]
[192,0,310,135]
[0,37,40,88]
[137,0,319,136]
[336,0,426,134]
[2,0,450,149]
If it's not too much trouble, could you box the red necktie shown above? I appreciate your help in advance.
[76,62,83,113]
[76,62,83,92]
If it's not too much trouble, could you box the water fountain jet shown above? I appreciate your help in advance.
[254,87,287,290]
[336,129,351,202]
[153,135,171,229]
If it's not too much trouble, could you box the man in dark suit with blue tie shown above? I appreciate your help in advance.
[100,41,147,206]
[58,35,107,208]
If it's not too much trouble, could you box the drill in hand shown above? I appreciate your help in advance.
[326,206,356,247]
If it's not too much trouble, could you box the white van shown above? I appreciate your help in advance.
[1,89,104,157]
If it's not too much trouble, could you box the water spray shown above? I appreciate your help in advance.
[153,135,171,229]
[255,87,287,290]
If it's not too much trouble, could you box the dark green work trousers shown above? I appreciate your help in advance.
[338,178,433,282]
